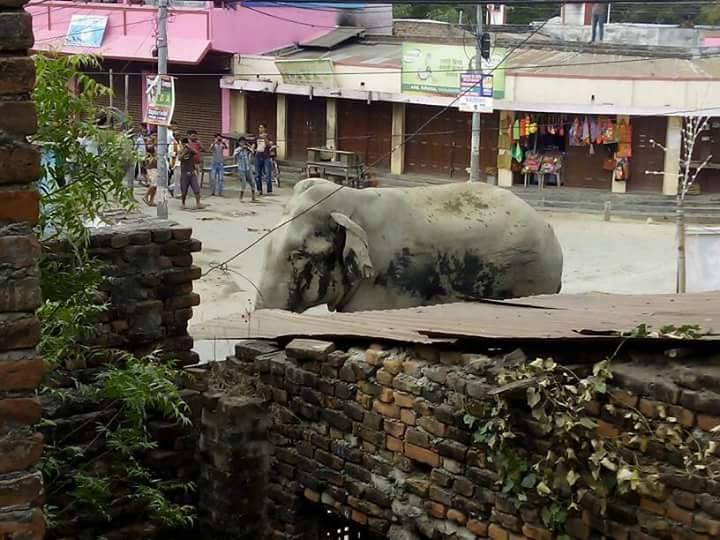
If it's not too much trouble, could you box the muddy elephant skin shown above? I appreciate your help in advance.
[255,178,563,312]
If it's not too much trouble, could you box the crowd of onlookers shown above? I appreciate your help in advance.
[131,122,277,210]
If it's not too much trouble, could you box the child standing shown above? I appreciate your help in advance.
[233,137,256,202]
[209,133,227,196]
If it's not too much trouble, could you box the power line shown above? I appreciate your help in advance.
[201,17,551,279]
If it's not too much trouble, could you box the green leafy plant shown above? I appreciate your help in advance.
[33,53,195,536]
[465,356,719,535]
[33,53,135,245]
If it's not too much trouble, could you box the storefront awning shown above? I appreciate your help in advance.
[32,31,211,65]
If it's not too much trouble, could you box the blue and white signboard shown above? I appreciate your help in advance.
[65,15,108,48]
[458,72,494,113]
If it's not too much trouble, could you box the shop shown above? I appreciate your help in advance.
[337,100,393,170]
[287,95,327,161]
[692,117,720,193]
[246,92,277,137]
[404,104,499,179]
[510,113,633,190]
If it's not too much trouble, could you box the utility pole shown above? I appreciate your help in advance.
[156,0,169,219]
[469,3,483,183]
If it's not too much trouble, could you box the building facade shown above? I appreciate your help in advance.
[28,0,390,144]
[224,23,720,195]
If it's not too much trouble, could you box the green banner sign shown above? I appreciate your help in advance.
[401,42,505,99]
[276,58,337,87]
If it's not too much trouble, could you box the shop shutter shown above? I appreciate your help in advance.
[172,75,222,150]
[287,95,326,161]
[246,92,277,138]
[337,100,392,170]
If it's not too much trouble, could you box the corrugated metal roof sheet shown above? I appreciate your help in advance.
[299,27,365,49]
[273,40,720,80]
[192,291,720,345]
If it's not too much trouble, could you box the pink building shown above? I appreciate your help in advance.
[28,0,388,143]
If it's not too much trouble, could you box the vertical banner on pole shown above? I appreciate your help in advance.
[143,74,175,126]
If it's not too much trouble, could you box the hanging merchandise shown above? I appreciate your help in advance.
[512,119,520,141]
[512,142,524,163]
[581,117,591,145]
[617,120,632,158]
[523,151,541,173]
[528,115,538,135]
[569,118,582,146]
[601,119,617,144]
[614,158,630,181]
[590,118,601,144]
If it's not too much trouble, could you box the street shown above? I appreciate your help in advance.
[137,181,676,360]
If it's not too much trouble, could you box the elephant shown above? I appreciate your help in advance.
[254,178,563,313]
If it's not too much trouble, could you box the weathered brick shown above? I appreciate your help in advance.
[373,400,400,419]
[0,11,33,51]
[453,476,475,497]
[611,388,640,408]
[404,443,440,467]
[0,432,42,474]
[0,353,44,391]
[522,524,552,540]
[393,374,422,395]
[406,476,430,496]
[358,426,385,447]
[0,508,45,540]
[376,368,395,386]
[322,409,352,431]
[697,494,720,518]
[436,439,468,462]
[384,419,405,438]
[343,401,365,422]
[446,508,467,525]
[351,509,368,525]
[0,398,41,427]
[429,484,453,506]
[417,416,448,437]
[286,339,335,361]
[0,315,39,351]
[673,490,697,510]
[0,471,42,509]
[365,347,386,367]
[0,142,39,186]
[406,428,431,448]
[666,500,693,525]
[597,419,622,438]
[488,523,509,540]
[693,513,720,536]
[640,497,666,516]
[400,408,416,426]
[668,404,696,428]
[697,414,720,432]
[468,519,489,537]
[425,500,446,519]
[680,390,720,415]
[386,435,403,452]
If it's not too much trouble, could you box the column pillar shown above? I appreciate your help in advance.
[391,102,406,175]
[497,110,514,188]
[326,97,337,149]
[663,116,682,196]
[230,91,247,134]
[611,114,629,193]
[276,94,288,160]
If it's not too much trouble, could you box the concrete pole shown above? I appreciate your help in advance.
[109,68,113,110]
[156,0,169,219]
[469,4,482,183]
[124,74,129,118]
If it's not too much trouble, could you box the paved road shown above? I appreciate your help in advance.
[137,182,676,360]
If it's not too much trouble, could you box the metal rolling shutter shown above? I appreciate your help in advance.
[172,75,221,149]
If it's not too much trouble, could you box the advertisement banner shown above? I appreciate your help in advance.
[458,72,493,113]
[401,42,505,99]
[65,15,108,48]
[144,75,175,127]
[276,59,337,87]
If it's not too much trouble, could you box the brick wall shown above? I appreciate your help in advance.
[224,338,720,540]
[0,0,45,537]
[85,217,202,366]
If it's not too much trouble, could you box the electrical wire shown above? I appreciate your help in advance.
[201,18,552,278]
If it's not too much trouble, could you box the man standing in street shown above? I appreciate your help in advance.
[254,123,274,195]
[591,2,609,42]
[209,133,228,196]
[179,137,203,210]
[187,129,204,179]
[233,136,256,202]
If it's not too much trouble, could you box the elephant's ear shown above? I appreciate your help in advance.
[330,212,375,282]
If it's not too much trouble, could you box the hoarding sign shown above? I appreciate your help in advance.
[65,15,108,48]
[276,59,337,87]
[144,75,176,127]
[458,72,493,113]
[401,42,505,99]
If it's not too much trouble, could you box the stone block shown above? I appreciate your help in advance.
[0,56,35,95]
[286,339,336,361]
[0,431,43,474]
[384,419,406,438]
[406,428,431,449]
[0,11,33,50]
[453,476,475,498]
[0,190,38,227]
[522,524,552,540]
[429,485,453,506]
[430,468,453,488]
[697,414,720,432]
[0,101,36,136]
[0,508,45,540]
[0,315,39,351]
[373,400,401,419]
[393,374,422,395]
[0,471,42,508]
[358,426,385,447]
[488,523,509,540]
[0,142,39,185]
[468,519,489,537]
[0,397,41,427]
[0,352,44,391]
[417,416,448,437]
[425,500,446,519]
[400,408,417,426]
[0,234,39,269]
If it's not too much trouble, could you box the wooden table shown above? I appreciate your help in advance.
[306,147,365,188]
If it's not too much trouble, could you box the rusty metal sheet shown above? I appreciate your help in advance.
[191,292,720,344]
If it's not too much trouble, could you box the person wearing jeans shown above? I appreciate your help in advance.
[209,133,227,196]
[591,3,608,42]
[254,123,274,195]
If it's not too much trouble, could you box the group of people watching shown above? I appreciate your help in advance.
[133,122,275,209]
